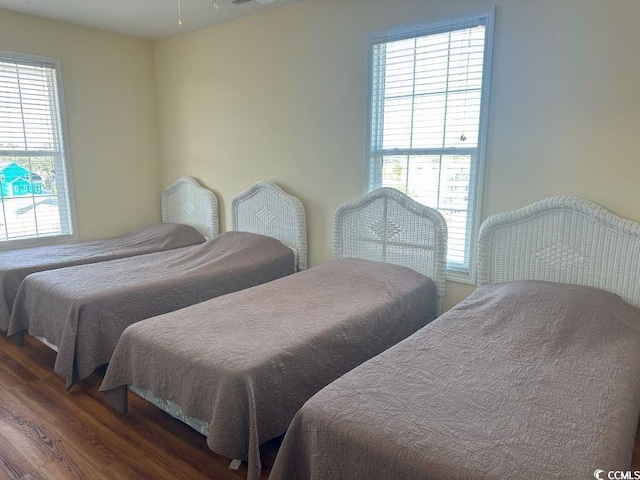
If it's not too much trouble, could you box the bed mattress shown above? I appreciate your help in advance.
[270,281,640,480]
[7,231,294,387]
[100,258,437,480]
[0,222,205,331]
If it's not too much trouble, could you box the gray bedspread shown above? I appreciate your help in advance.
[8,231,293,387]
[0,223,205,331]
[99,258,436,480]
[270,281,640,480]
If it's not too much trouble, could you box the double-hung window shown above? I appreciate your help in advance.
[0,51,75,247]
[367,9,494,283]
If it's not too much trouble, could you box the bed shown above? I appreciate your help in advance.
[0,176,216,332]
[7,180,307,388]
[269,195,640,480]
[99,187,448,480]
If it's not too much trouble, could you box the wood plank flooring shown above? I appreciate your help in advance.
[1,334,639,479]
[0,335,279,479]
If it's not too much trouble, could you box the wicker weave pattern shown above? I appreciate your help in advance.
[161,177,219,239]
[333,188,448,297]
[231,181,308,270]
[478,195,640,309]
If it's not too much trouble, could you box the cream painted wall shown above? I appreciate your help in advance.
[154,0,640,311]
[0,9,161,240]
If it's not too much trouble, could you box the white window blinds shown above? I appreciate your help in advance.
[368,9,494,282]
[0,52,74,245]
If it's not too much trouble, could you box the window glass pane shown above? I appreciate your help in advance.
[382,97,413,149]
[443,90,481,148]
[381,39,417,98]
[382,154,473,268]
[0,155,62,240]
[381,155,408,193]
[404,155,442,206]
[369,12,491,277]
[0,63,58,150]
[414,32,452,95]
[0,55,73,244]
[437,155,473,267]
[411,94,446,148]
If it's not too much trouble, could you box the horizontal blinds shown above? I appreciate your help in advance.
[0,56,72,242]
[0,62,59,150]
[369,14,489,273]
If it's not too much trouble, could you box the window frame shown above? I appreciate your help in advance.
[364,7,495,285]
[0,50,78,250]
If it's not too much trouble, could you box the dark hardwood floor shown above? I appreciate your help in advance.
[0,335,279,479]
[1,335,639,479]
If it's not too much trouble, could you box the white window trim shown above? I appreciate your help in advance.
[0,50,78,251]
[363,7,495,285]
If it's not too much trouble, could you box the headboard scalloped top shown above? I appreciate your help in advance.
[333,188,448,297]
[161,177,219,239]
[231,181,308,270]
[478,195,640,309]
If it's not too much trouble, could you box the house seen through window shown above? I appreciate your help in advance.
[367,9,494,282]
[0,52,74,245]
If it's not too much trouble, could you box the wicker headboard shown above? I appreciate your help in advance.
[333,188,448,297]
[161,177,219,239]
[478,195,640,309]
[231,181,308,270]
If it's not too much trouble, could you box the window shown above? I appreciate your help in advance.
[367,9,494,283]
[0,51,75,246]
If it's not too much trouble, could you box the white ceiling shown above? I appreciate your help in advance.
[0,0,304,41]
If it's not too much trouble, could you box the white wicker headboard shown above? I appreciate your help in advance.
[478,195,640,309]
[231,181,308,270]
[161,177,219,239]
[333,188,448,297]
